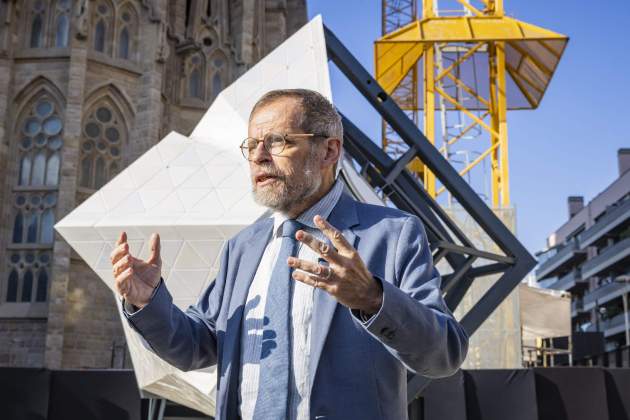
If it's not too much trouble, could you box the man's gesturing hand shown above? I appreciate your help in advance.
[289,215,383,315]
[110,231,162,309]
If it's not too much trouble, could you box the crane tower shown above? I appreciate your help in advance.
[376,0,568,208]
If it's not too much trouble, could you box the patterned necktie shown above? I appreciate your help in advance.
[253,219,302,419]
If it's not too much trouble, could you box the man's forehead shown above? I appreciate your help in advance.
[249,98,301,134]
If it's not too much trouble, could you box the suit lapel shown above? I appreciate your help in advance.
[221,218,273,419]
[309,193,359,389]
[227,218,274,317]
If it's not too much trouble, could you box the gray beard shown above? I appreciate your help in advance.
[252,159,322,214]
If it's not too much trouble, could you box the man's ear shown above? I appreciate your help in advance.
[323,137,341,168]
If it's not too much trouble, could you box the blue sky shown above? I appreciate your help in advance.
[307,0,630,254]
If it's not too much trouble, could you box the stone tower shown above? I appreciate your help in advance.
[0,0,306,369]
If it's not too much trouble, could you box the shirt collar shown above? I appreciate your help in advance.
[273,179,345,237]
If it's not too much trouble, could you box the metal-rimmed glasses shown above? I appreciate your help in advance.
[239,132,328,161]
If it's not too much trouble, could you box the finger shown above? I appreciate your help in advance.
[110,242,130,266]
[115,267,134,296]
[295,230,340,263]
[292,270,331,292]
[314,215,353,253]
[147,233,161,265]
[116,231,127,247]
[288,257,335,281]
[112,254,132,277]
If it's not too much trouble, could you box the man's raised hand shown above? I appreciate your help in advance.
[288,215,383,315]
[110,231,162,309]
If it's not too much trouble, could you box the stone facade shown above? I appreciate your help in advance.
[0,0,306,369]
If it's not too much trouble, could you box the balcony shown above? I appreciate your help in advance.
[583,280,630,310]
[581,237,630,280]
[602,312,630,338]
[549,269,585,291]
[578,198,630,249]
[536,238,587,280]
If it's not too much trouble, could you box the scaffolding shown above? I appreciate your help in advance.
[380,0,421,185]
[376,0,568,208]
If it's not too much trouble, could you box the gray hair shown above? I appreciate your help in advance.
[249,89,344,175]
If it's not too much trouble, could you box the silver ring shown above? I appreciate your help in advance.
[323,265,333,280]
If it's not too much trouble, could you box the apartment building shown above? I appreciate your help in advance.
[536,149,630,352]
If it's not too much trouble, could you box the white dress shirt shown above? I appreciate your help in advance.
[238,180,344,420]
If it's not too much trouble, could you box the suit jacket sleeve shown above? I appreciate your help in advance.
[356,215,469,378]
[122,240,231,372]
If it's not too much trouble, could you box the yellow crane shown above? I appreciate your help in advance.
[376,0,568,208]
[380,1,419,170]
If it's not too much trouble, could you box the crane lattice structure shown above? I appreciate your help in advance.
[380,0,420,181]
[376,0,568,208]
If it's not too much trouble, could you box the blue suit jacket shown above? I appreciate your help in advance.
[125,192,469,420]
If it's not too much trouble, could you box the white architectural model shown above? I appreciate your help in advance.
[55,16,383,415]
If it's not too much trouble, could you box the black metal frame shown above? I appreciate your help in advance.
[324,25,537,401]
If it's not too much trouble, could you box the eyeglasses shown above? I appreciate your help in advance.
[239,132,329,161]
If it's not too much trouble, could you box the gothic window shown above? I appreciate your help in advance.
[12,193,58,244]
[21,269,33,301]
[17,98,63,188]
[36,270,48,302]
[53,0,72,48]
[208,53,227,102]
[29,0,47,48]
[119,28,129,58]
[5,94,63,303]
[92,1,113,55]
[79,102,126,190]
[116,3,138,60]
[6,250,53,303]
[190,69,202,99]
[6,270,18,302]
[212,73,221,99]
[186,53,205,99]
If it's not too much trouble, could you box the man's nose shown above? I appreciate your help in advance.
[250,140,271,163]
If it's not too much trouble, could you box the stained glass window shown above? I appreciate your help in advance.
[30,14,43,48]
[5,95,63,304]
[118,28,129,59]
[209,52,227,102]
[92,2,113,54]
[187,53,205,99]
[55,14,69,47]
[79,102,126,190]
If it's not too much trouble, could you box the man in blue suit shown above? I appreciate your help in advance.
[110,89,468,419]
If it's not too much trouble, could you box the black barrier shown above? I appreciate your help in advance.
[1,367,628,419]
[573,332,606,362]
[412,370,466,420]
[47,370,141,420]
[605,369,630,420]
[0,367,50,420]
[464,369,538,420]
[535,367,609,420]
